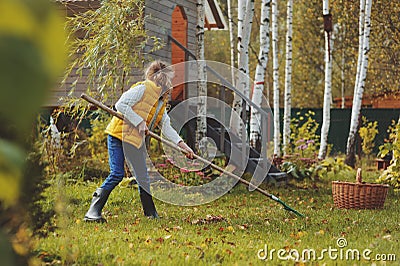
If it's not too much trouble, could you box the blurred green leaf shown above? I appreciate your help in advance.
[0,139,25,206]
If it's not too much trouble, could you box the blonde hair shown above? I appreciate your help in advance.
[145,60,174,92]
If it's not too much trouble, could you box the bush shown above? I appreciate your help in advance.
[279,111,322,181]
[359,116,379,156]
[377,118,400,190]
[288,110,320,158]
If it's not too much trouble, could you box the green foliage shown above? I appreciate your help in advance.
[379,160,400,190]
[378,119,397,159]
[0,0,67,133]
[280,111,353,181]
[64,0,163,102]
[280,111,322,181]
[35,111,111,183]
[280,160,315,180]
[280,157,353,181]
[23,149,56,237]
[0,0,67,263]
[292,1,325,107]
[377,119,400,190]
[359,116,379,156]
[0,139,25,206]
[288,110,320,158]
[313,157,354,180]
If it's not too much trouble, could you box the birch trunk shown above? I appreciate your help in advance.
[318,0,333,159]
[272,0,280,157]
[196,0,207,153]
[282,0,293,155]
[250,0,271,147]
[227,0,236,85]
[354,0,366,99]
[345,0,372,167]
[340,23,347,109]
[230,0,254,136]
[237,0,246,65]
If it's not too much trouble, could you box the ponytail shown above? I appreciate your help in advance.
[145,60,174,93]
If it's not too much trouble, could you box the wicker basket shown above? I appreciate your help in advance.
[332,168,389,209]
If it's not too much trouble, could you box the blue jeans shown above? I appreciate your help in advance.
[101,135,150,193]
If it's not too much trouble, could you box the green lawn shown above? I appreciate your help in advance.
[34,172,399,265]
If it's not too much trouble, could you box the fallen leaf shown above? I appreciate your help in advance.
[227,241,236,247]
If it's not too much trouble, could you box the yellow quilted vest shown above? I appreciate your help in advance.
[105,80,167,148]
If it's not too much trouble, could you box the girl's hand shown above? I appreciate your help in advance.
[138,121,148,136]
[178,141,194,159]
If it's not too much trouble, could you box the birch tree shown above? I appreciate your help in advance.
[230,0,254,136]
[272,0,281,156]
[318,0,333,159]
[340,29,346,109]
[196,0,207,153]
[250,0,271,147]
[345,0,372,167]
[282,0,293,154]
[353,0,366,103]
[227,0,236,84]
[237,0,246,65]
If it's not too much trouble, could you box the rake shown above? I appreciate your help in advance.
[81,93,305,217]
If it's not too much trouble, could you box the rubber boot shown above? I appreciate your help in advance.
[139,190,159,219]
[84,188,112,223]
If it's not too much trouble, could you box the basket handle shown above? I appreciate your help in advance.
[356,168,362,183]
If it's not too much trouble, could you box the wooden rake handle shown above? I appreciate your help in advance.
[80,94,265,193]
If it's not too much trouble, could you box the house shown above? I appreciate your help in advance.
[333,93,400,109]
[50,0,227,107]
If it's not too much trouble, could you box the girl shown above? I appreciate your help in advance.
[84,60,194,222]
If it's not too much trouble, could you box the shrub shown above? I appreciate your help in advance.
[359,116,379,156]
[280,111,321,180]
[377,118,400,190]
[288,110,320,158]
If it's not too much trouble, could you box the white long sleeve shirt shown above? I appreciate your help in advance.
[115,84,183,145]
